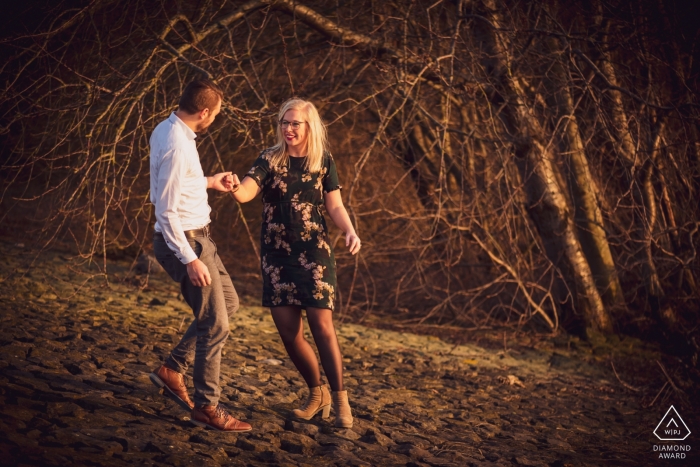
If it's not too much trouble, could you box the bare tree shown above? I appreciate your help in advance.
[1,0,698,342]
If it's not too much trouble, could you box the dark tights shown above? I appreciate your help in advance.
[270,306,344,391]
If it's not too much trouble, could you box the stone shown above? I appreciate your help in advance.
[279,431,318,454]
[546,437,573,449]
[236,437,274,452]
[255,450,295,464]
[315,444,361,461]
[260,358,283,365]
[256,421,284,433]
[422,457,460,467]
[362,427,394,446]
[316,433,356,451]
[45,402,86,419]
[285,420,320,437]
[513,455,542,466]
[390,443,431,459]
[390,433,432,450]
[334,428,362,441]
[196,446,229,463]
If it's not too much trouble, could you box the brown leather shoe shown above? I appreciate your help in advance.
[191,404,252,432]
[149,365,194,411]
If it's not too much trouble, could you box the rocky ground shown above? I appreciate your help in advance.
[0,239,697,466]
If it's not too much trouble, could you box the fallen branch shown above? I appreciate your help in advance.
[610,359,641,392]
[656,360,682,394]
[647,381,668,408]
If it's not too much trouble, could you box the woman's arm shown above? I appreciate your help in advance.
[231,174,261,203]
[324,190,361,255]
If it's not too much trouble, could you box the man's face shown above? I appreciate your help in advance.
[195,98,222,133]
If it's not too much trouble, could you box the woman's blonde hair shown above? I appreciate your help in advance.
[267,98,328,173]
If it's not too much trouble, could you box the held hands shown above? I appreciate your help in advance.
[186,259,211,287]
[208,172,237,192]
[231,174,241,193]
[346,232,361,255]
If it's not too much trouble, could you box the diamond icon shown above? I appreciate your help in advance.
[654,406,691,441]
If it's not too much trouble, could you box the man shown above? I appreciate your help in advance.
[147,78,251,432]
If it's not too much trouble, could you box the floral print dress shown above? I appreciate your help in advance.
[246,149,342,310]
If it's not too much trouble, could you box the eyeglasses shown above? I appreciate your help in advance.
[279,120,305,130]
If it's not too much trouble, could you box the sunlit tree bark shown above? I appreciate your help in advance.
[543,34,624,308]
[470,0,613,333]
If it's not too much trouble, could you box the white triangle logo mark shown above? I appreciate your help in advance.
[654,406,691,441]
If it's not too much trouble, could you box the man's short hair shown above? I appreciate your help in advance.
[178,79,223,114]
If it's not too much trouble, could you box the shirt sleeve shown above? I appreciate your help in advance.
[154,148,199,264]
[246,150,272,188]
[322,153,342,193]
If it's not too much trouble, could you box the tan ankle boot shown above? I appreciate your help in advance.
[332,390,353,428]
[293,385,331,420]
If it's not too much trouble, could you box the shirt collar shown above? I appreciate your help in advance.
[169,112,197,140]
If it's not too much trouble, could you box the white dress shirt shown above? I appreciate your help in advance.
[150,112,211,264]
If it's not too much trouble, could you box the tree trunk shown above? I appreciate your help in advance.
[471,0,613,334]
[588,11,667,318]
[544,37,624,307]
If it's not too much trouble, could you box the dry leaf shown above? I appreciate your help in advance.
[499,374,525,388]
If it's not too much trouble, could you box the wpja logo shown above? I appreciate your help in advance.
[652,405,691,460]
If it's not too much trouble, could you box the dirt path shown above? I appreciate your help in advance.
[0,241,696,466]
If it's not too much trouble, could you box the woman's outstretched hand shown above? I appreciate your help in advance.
[346,232,361,255]
[231,174,241,192]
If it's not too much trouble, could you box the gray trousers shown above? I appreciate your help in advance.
[153,233,239,407]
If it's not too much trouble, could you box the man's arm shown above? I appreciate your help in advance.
[155,149,211,286]
[185,258,211,287]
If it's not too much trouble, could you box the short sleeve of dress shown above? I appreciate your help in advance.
[246,150,272,188]
[322,153,342,193]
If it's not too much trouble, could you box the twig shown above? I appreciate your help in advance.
[648,381,668,408]
[656,360,682,393]
[156,37,213,79]
[572,49,698,111]
[146,325,181,333]
[610,359,640,392]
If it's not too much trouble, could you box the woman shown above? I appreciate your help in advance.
[231,98,361,428]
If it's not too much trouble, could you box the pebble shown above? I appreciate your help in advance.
[260,358,284,365]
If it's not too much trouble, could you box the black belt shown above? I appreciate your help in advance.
[155,225,210,240]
